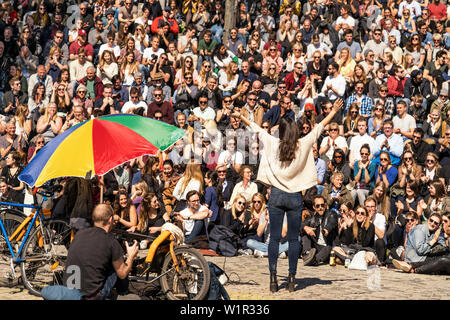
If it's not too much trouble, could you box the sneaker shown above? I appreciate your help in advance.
[278,252,287,259]
[238,249,253,256]
[392,259,412,273]
[254,250,265,258]
[302,248,317,266]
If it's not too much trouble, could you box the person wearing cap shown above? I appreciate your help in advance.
[151,6,179,35]
[146,72,171,103]
[118,0,138,26]
[69,28,94,62]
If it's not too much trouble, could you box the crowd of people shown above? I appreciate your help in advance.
[0,0,450,280]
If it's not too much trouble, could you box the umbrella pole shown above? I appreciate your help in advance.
[100,176,104,204]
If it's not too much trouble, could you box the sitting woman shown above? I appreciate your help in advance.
[1,151,25,202]
[375,151,398,189]
[323,148,352,186]
[229,165,259,206]
[333,206,378,266]
[321,172,354,216]
[113,190,138,231]
[397,150,422,188]
[203,170,222,223]
[418,180,448,220]
[418,152,445,198]
[134,193,166,249]
[422,106,444,143]
[172,159,204,211]
[130,180,149,216]
[36,103,63,143]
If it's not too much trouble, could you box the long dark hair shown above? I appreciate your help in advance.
[278,117,301,167]
[206,170,223,206]
[113,190,132,220]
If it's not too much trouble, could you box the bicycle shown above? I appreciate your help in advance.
[0,186,71,296]
[112,226,211,300]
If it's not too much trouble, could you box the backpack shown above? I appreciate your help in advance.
[206,262,230,300]
[207,224,239,257]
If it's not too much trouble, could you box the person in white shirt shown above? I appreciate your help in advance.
[189,95,216,124]
[334,5,355,37]
[319,62,346,103]
[349,118,375,168]
[217,137,244,174]
[392,100,416,141]
[229,165,259,206]
[366,195,387,265]
[174,190,211,243]
[121,87,148,114]
[99,33,121,60]
[319,121,348,160]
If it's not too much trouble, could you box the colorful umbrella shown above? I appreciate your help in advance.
[19,114,185,187]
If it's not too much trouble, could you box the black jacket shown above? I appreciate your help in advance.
[301,211,338,246]
[339,223,375,249]
[404,78,431,100]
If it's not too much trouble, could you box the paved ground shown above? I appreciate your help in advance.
[0,254,449,300]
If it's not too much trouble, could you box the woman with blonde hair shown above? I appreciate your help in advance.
[422,106,444,143]
[338,48,356,81]
[262,44,283,74]
[120,50,140,87]
[14,105,32,139]
[197,60,212,89]
[174,55,199,87]
[36,103,63,143]
[173,159,204,211]
[218,60,239,94]
[343,103,360,138]
[50,82,71,117]
[372,181,391,221]
[45,46,67,81]
[401,53,418,76]
[96,50,119,84]
[383,35,403,65]
[132,24,149,53]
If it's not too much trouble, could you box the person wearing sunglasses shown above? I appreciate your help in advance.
[393,213,450,274]
[375,151,398,189]
[147,87,174,124]
[332,205,378,266]
[386,211,420,264]
[351,144,376,205]
[301,194,338,267]
[174,190,212,244]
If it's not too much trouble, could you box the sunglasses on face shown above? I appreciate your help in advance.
[237,201,245,205]
[217,170,226,173]
[426,159,435,163]
[253,200,261,204]
[356,211,366,216]
[429,219,440,226]
[404,157,412,161]
[315,203,325,208]
[406,218,415,223]
[262,126,269,129]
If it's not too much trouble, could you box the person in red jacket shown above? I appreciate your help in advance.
[151,7,179,36]
[387,65,406,106]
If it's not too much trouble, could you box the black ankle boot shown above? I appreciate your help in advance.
[287,273,295,292]
[270,273,278,293]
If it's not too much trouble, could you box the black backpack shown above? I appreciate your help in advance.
[207,224,239,257]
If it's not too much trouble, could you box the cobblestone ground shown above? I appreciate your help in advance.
[1,255,449,300]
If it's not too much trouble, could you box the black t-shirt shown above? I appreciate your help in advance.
[63,227,124,297]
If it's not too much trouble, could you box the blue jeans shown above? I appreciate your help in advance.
[267,186,303,275]
[185,219,207,243]
[247,238,291,255]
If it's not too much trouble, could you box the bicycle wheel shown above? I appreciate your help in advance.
[160,246,210,300]
[46,219,72,250]
[20,226,67,296]
[0,209,26,257]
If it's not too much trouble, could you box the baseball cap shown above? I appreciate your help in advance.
[78,29,87,37]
